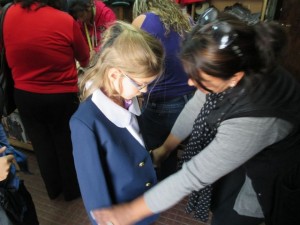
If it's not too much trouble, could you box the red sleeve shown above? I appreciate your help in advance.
[73,21,90,67]
[95,0,116,29]
[93,1,116,52]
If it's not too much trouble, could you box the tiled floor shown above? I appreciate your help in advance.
[18,149,208,225]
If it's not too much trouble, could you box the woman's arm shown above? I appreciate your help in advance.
[152,90,205,165]
[73,22,90,67]
[170,89,205,140]
[96,1,116,28]
[145,117,292,212]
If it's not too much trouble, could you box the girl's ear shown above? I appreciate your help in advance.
[108,68,121,82]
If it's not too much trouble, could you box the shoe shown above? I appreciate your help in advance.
[64,191,81,201]
[48,191,61,200]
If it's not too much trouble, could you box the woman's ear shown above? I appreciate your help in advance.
[229,71,245,87]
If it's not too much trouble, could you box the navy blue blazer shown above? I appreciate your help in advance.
[70,96,158,225]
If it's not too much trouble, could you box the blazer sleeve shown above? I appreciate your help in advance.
[70,117,112,225]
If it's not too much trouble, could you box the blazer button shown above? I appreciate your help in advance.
[145,182,152,187]
[139,162,145,167]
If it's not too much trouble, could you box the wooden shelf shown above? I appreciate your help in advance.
[209,0,268,20]
[1,110,33,151]
[8,138,33,151]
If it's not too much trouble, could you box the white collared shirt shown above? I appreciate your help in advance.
[91,89,145,147]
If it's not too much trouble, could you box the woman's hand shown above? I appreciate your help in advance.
[91,196,153,225]
[151,134,182,167]
[0,146,14,181]
[151,145,171,167]
[91,203,134,225]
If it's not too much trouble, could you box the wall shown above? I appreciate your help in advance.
[209,0,263,13]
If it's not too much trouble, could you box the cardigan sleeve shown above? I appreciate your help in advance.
[171,89,205,140]
[144,117,293,213]
[70,116,112,225]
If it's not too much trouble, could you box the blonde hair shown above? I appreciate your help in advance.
[132,0,191,36]
[80,21,164,101]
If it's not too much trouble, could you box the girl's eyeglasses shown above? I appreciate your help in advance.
[122,73,148,90]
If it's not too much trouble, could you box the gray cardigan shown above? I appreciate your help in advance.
[144,90,292,218]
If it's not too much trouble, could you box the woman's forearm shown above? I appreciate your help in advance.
[162,133,182,154]
[127,196,153,223]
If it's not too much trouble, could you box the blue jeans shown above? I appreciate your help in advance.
[138,92,194,179]
[0,123,15,153]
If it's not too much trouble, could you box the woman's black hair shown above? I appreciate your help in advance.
[67,0,92,19]
[180,12,288,86]
[253,21,288,74]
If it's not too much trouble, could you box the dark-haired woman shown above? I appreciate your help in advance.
[90,15,300,225]
[3,0,90,201]
[68,0,116,53]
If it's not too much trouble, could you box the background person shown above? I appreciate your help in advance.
[70,21,164,225]
[90,16,300,225]
[68,0,116,53]
[0,144,15,225]
[132,0,196,180]
[3,0,90,201]
[0,146,13,182]
[0,123,39,224]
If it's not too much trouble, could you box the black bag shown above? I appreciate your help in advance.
[0,183,27,223]
[0,3,16,117]
[0,177,39,225]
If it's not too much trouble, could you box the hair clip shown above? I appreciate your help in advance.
[232,45,243,57]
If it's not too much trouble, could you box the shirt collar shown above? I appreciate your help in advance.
[91,89,141,128]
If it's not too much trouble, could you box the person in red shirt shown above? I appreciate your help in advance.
[3,0,90,201]
[68,0,116,53]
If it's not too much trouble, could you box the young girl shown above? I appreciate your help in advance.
[69,21,164,225]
